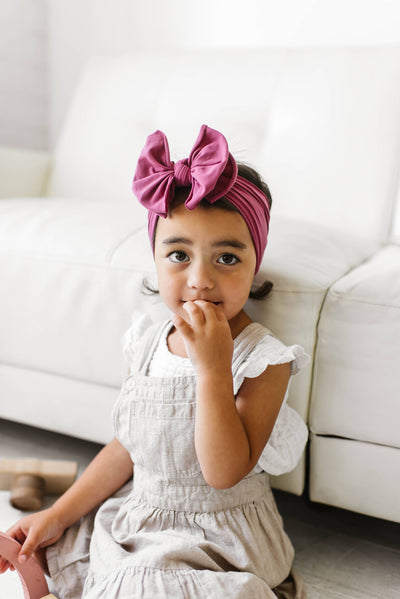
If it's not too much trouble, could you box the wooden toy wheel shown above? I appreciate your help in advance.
[0,531,50,599]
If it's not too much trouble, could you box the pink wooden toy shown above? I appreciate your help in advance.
[0,531,56,599]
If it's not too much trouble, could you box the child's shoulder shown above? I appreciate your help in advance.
[122,311,168,367]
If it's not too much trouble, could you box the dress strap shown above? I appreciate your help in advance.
[231,323,270,380]
[132,320,172,375]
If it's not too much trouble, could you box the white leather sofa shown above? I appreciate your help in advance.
[309,244,400,523]
[1,47,399,521]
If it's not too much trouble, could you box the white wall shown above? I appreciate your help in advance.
[48,0,400,148]
[2,0,400,222]
[0,0,48,150]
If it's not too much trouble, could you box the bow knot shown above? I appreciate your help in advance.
[132,125,237,218]
[173,160,191,187]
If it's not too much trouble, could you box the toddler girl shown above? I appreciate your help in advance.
[0,125,309,598]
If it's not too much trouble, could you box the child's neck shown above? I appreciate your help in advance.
[167,310,253,358]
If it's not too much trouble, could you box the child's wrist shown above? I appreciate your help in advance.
[48,501,73,531]
[196,368,234,395]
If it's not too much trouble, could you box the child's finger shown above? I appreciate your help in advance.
[192,300,228,325]
[195,300,225,319]
[172,313,192,337]
[0,557,10,573]
[18,528,40,563]
[211,302,227,321]
[6,520,27,540]
[183,301,207,326]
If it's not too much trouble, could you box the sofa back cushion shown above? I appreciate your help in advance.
[46,47,400,242]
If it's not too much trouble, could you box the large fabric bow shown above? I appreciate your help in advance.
[132,125,238,217]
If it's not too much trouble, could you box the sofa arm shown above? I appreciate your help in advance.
[0,146,52,198]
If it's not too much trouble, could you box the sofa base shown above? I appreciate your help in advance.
[309,433,400,523]
[270,454,306,496]
[0,363,116,444]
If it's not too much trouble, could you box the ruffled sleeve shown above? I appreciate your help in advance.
[257,403,309,475]
[122,311,153,374]
[233,327,310,475]
[234,333,309,393]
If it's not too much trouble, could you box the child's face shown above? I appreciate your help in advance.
[154,202,257,327]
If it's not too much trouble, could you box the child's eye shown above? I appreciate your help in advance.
[168,250,189,263]
[217,253,239,265]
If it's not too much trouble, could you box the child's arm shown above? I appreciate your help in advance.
[0,438,133,567]
[173,301,291,489]
[47,437,133,528]
[195,359,290,489]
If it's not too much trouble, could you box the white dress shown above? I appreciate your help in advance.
[47,314,309,599]
[125,313,309,477]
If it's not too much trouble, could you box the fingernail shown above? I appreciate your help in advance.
[18,554,26,563]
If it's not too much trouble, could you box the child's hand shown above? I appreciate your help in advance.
[172,300,234,374]
[0,507,65,573]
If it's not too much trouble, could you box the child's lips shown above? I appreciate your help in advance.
[182,300,221,306]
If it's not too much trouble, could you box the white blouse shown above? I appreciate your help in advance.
[123,312,310,476]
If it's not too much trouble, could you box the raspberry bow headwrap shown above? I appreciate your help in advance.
[132,125,270,273]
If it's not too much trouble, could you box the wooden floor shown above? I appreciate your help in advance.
[275,490,400,598]
[1,418,399,598]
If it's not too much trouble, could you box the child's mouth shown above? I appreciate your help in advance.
[182,300,221,306]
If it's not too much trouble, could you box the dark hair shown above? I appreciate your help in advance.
[143,162,273,300]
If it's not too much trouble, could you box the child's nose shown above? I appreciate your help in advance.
[187,261,215,290]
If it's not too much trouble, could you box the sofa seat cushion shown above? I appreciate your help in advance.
[310,244,400,448]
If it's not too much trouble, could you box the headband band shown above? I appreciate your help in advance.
[132,125,270,273]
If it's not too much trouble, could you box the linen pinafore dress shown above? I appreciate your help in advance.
[47,318,308,599]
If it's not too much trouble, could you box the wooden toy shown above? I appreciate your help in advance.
[0,531,56,598]
[0,458,77,511]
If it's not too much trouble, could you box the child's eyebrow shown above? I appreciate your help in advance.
[162,236,193,245]
[162,236,248,250]
[212,239,248,250]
